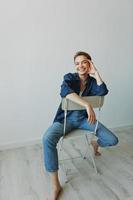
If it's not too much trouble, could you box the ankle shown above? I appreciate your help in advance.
[52,184,61,191]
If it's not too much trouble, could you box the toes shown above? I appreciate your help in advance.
[95,151,101,156]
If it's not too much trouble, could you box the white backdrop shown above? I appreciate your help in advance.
[0,0,133,148]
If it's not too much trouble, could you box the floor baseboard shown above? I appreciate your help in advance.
[0,138,41,151]
[0,124,133,151]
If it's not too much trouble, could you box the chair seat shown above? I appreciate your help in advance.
[63,129,96,140]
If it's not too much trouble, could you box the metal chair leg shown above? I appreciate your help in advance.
[85,134,98,174]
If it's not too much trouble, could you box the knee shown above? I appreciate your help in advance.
[42,130,58,148]
[110,135,119,146]
[99,135,119,147]
[42,132,48,145]
[42,133,47,149]
[42,131,52,147]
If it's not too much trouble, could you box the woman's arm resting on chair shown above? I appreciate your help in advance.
[66,93,96,124]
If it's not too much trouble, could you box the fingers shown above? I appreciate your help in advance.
[87,108,96,124]
[88,112,96,124]
[87,59,93,65]
[86,104,96,124]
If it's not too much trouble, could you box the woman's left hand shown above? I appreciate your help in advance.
[87,60,98,78]
[87,60,103,85]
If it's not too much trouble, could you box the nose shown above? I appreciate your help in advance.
[79,63,83,68]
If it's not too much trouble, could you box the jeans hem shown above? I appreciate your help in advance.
[46,168,59,173]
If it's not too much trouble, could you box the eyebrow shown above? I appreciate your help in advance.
[75,59,88,64]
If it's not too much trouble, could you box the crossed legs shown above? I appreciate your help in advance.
[42,120,118,199]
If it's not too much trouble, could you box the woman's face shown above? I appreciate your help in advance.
[74,55,91,76]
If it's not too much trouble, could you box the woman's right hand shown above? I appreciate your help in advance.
[85,103,96,124]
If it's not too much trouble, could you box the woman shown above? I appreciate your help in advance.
[42,51,118,200]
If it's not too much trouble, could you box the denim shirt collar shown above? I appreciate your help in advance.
[75,73,92,95]
[75,73,90,81]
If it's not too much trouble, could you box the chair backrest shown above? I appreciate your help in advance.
[61,96,104,111]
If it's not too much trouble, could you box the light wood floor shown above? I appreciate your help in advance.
[0,126,133,200]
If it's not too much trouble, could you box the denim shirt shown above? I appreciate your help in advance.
[53,73,108,123]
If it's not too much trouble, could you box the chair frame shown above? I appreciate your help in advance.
[58,96,104,179]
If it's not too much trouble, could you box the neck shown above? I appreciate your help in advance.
[79,74,88,82]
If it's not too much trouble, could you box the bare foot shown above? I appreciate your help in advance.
[47,186,62,200]
[91,140,101,156]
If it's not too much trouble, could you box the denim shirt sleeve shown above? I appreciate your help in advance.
[60,73,75,97]
[91,78,109,96]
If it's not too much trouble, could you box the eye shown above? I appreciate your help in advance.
[83,60,88,64]
[75,62,79,66]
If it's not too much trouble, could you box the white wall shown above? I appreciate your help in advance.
[0,0,133,148]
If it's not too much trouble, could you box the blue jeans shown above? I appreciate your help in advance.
[42,114,118,172]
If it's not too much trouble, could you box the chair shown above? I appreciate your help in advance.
[58,96,104,181]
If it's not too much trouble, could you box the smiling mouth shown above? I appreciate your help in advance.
[78,68,86,72]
